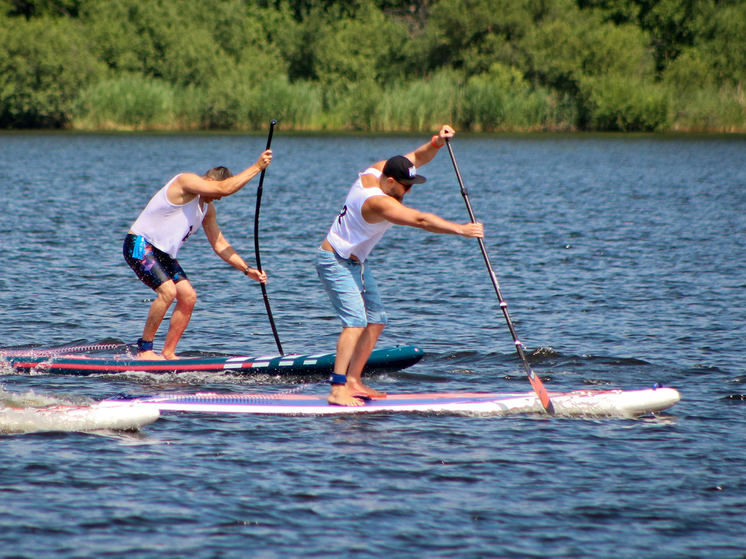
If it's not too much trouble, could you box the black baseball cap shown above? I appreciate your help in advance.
[382,155,426,186]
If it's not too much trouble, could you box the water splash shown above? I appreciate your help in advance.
[0,386,158,434]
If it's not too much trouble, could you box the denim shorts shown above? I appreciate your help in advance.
[314,247,387,328]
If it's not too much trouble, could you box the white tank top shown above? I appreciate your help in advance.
[130,174,206,258]
[326,168,393,262]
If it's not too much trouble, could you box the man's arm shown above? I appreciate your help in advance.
[360,125,454,186]
[169,150,273,203]
[202,204,267,283]
[364,196,483,237]
[403,124,454,168]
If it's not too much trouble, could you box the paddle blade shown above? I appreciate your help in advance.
[528,373,555,415]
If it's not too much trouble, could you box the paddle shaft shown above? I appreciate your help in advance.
[445,138,554,414]
[254,120,284,355]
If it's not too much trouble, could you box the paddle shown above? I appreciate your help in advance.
[445,138,555,415]
[254,119,284,355]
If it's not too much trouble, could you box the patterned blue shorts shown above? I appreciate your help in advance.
[123,234,188,291]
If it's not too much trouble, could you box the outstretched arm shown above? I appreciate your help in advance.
[202,204,267,283]
[170,150,273,203]
[364,195,483,237]
[403,125,454,168]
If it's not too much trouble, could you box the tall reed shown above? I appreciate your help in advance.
[668,83,746,132]
[375,72,460,132]
[74,74,176,130]
[71,72,744,132]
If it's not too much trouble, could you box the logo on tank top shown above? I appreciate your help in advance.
[337,205,347,223]
[182,225,193,243]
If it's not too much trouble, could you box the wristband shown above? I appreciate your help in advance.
[244,266,252,276]
[432,135,443,149]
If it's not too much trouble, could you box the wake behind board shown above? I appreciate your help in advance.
[113,387,680,417]
[0,401,159,434]
[1,345,423,377]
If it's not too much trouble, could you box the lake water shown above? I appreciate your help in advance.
[1,131,745,558]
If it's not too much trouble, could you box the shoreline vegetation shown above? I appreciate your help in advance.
[1,0,744,133]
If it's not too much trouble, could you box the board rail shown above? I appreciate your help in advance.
[1,345,424,377]
[107,387,681,417]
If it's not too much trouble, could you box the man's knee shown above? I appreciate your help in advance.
[155,281,178,304]
[176,282,197,308]
[368,323,386,335]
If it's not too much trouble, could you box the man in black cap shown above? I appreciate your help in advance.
[315,125,484,406]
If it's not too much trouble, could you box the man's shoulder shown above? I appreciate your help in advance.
[361,161,385,174]
[363,192,395,209]
[168,172,203,194]
[165,173,201,204]
[170,172,199,186]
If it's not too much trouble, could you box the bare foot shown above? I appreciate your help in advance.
[328,385,365,407]
[161,353,180,360]
[137,350,165,361]
[347,379,387,399]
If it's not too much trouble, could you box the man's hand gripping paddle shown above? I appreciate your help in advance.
[254,120,284,355]
[445,138,554,415]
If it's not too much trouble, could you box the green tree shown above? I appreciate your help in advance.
[522,1,656,128]
[81,0,283,86]
[273,0,409,85]
[0,15,102,127]
[1,0,85,18]
[575,0,707,74]
[412,0,538,76]
[697,2,746,86]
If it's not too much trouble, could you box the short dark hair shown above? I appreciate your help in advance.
[202,166,233,180]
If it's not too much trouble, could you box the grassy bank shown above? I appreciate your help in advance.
[70,71,745,133]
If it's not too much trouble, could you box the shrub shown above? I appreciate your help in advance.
[250,75,323,130]
[582,75,669,131]
[668,83,746,132]
[0,16,102,128]
[376,70,460,131]
[74,74,176,129]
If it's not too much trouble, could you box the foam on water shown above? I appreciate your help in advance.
[0,387,159,434]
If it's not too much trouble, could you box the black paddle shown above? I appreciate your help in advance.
[445,138,555,415]
[254,119,284,355]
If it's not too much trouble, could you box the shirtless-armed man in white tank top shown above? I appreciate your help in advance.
[123,149,272,360]
[315,125,485,407]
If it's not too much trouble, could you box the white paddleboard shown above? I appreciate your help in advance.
[116,387,680,417]
[0,401,160,434]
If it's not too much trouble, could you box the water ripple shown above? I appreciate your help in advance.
[1,133,745,558]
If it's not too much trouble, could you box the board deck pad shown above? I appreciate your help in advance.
[1,345,423,377]
[112,387,680,417]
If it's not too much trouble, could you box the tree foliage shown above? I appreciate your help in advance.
[576,0,706,73]
[0,14,102,127]
[0,0,743,130]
